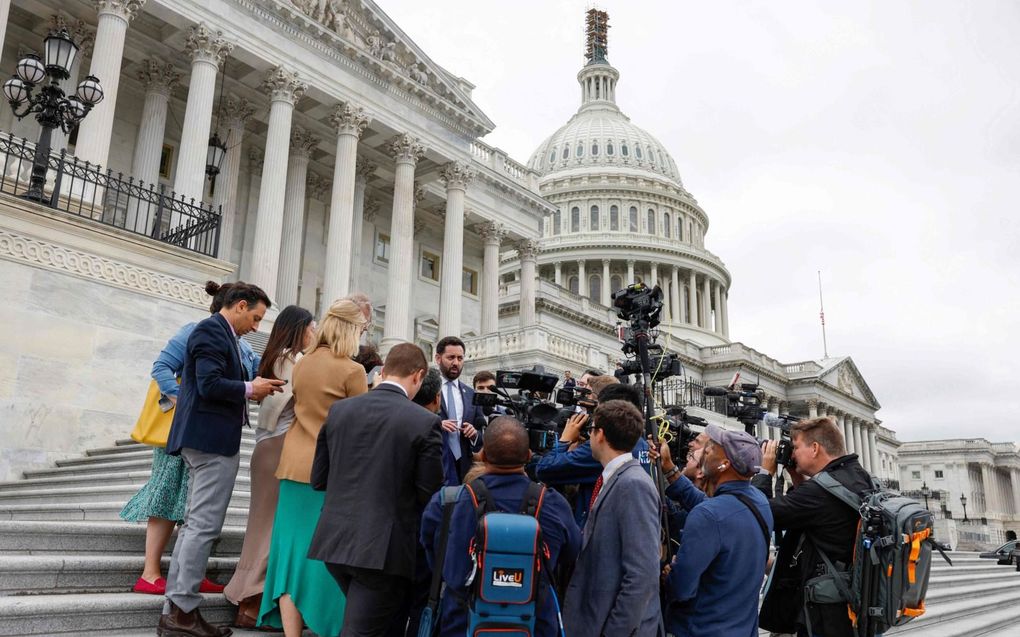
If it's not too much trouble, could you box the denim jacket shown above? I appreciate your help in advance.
[151,321,259,398]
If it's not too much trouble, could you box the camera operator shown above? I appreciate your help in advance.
[755,417,873,637]
[534,382,651,525]
[663,426,773,637]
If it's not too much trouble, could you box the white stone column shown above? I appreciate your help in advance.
[687,270,697,325]
[553,261,562,286]
[239,149,262,280]
[867,425,879,474]
[321,101,371,304]
[249,67,306,297]
[126,59,179,233]
[858,421,871,471]
[577,260,586,297]
[275,127,318,307]
[853,418,864,459]
[1009,470,1020,519]
[713,281,723,333]
[807,399,818,419]
[670,266,681,322]
[480,221,507,335]
[601,259,611,306]
[518,240,539,328]
[721,287,730,337]
[172,24,233,206]
[650,263,658,289]
[75,0,146,170]
[438,162,475,338]
[349,159,375,289]
[701,276,711,328]
[381,134,426,353]
[212,95,256,263]
[981,463,998,517]
[626,259,635,285]
[0,0,11,61]
[839,412,853,452]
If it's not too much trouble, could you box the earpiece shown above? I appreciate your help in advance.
[717,464,726,471]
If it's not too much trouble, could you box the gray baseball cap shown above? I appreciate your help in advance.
[705,424,763,477]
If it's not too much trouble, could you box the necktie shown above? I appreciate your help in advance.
[589,474,604,510]
[444,381,462,460]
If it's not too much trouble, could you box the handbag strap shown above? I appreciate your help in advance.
[723,491,770,561]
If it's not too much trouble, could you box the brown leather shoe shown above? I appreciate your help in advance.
[157,601,233,637]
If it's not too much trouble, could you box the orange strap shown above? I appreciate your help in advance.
[907,528,931,584]
[902,601,926,617]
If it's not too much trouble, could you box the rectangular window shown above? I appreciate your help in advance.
[420,250,440,282]
[911,471,921,480]
[934,470,944,479]
[462,267,478,295]
[159,144,174,180]
[375,232,390,264]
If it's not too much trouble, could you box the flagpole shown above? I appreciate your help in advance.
[818,270,829,359]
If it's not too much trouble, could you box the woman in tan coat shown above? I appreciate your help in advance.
[258,298,369,637]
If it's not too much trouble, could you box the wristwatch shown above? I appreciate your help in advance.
[663,466,681,480]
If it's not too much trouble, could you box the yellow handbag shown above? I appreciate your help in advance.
[129,379,176,447]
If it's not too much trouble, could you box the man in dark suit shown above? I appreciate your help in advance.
[159,282,283,637]
[562,400,662,637]
[309,343,444,637]
[435,336,486,484]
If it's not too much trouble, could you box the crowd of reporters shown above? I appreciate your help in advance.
[139,281,877,637]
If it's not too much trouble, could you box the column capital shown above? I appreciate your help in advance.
[185,23,234,66]
[329,101,371,137]
[247,148,264,176]
[388,133,426,165]
[479,221,507,244]
[93,0,146,21]
[602,258,611,266]
[806,398,819,408]
[363,196,380,222]
[439,161,475,191]
[516,239,541,260]
[626,258,636,266]
[218,95,256,127]
[306,172,332,201]
[261,66,307,105]
[136,59,180,96]
[355,157,377,184]
[413,218,428,237]
[289,126,320,158]
[51,15,96,57]
[412,181,426,210]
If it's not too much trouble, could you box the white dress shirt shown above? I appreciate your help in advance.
[601,453,631,485]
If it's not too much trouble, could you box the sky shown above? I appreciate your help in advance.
[377,0,1020,444]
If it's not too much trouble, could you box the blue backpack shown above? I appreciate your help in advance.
[464,479,552,637]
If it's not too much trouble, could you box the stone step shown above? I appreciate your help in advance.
[923,577,1020,604]
[928,569,1020,590]
[0,470,253,492]
[87,438,256,457]
[56,448,255,467]
[928,563,1013,577]
[0,554,237,594]
[886,586,1020,633]
[88,630,287,637]
[0,485,251,509]
[0,521,244,556]
[0,593,235,637]
[0,502,252,526]
[26,458,253,480]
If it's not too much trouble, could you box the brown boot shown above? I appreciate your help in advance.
[157,601,233,637]
[233,593,263,628]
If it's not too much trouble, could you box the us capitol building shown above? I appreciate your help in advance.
[0,1,897,485]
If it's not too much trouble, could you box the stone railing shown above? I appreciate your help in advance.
[463,326,614,371]
[702,342,790,375]
[469,139,540,192]
[538,231,712,257]
[500,278,617,325]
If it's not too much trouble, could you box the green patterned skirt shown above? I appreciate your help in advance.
[119,447,189,523]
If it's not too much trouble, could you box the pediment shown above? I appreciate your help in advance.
[277,0,495,135]
[820,358,880,409]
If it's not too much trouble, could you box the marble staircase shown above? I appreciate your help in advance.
[2,415,1020,635]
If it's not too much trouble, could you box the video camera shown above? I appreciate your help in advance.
[702,376,800,465]
[612,282,663,328]
[661,407,708,462]
[471,368,561,453]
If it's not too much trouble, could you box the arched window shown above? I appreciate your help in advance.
[562,146,569,160]
[611,275,623,292]
[621,143,629,157]
[609,205,619,231]
[589,274,601,302]
[635,145,643,159]
[606,142,614,156]
[647,208,655,234]
[590,205,600,231]
[552,209,561,235]
[575,143,584,157]
[663,212,671,238]
[648,147,656,164]
[629,206,638,232]
[571,207,580,232]
[677,216,683,241]
[548,149,556,164]
[591,142,599,156]
[568,276,579,295]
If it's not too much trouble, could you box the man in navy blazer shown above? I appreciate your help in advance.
[562,399,663,637]
[435,336,486,485]
[159,282,283,637]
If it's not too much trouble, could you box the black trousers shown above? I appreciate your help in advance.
[325,563,410,637]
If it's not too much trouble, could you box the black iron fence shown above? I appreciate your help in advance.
[0,132,221,257]
[653,377,728,416]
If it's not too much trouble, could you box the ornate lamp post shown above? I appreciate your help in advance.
[920,481,930,511]
[960,494,969,522]
[2,29,104,202]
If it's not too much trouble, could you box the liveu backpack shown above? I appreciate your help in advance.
[464,478,551,637]
[809,472,951,637]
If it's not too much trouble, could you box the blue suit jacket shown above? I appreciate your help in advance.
[165,313,249,457]
[438,379,486,484]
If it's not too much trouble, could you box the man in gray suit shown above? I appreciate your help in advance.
[562,400,663,637]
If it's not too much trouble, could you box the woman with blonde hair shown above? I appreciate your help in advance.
[258,299,369,637]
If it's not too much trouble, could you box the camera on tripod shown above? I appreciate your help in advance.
[612,282,663,327]
[703,382,767,433]
[472,368,561,453]
[661,407,708,462]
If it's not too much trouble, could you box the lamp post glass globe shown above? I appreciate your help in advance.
[15,54,46,85]
[66,97,87,122]
[75,76,103,106]
[3,76,29,104]
[205,132,227,178]
[43,29,78,80]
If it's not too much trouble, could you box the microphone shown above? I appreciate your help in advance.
[703,386,730,397]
